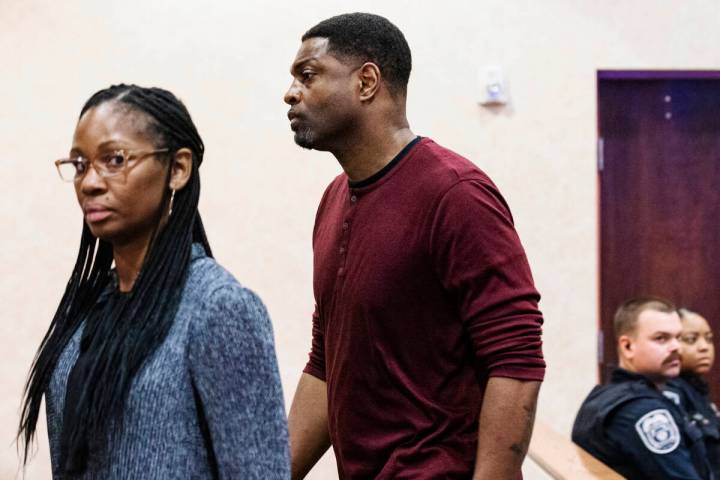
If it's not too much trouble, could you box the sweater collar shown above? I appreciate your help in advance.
[98,242,206,302]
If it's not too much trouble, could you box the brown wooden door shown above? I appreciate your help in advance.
[599,72,720,401]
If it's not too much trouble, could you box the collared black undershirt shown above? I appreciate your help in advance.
[348,136,422,188]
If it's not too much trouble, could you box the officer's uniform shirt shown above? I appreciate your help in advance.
[572,368,711,480]
[666,374,720,479]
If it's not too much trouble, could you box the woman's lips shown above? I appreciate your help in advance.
[85,209,112,223]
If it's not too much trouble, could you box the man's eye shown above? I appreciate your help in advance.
[302,71,315,81]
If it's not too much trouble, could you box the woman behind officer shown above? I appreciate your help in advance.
[18,85,290,479]
[669,308,720,479]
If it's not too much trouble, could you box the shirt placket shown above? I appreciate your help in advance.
[337,190,358,279]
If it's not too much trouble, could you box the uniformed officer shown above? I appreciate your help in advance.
[666,308,720,478]
[572,297,713,479]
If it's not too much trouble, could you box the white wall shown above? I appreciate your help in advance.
[2,1,719,478]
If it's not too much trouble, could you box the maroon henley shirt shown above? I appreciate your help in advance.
[304,137,545,478]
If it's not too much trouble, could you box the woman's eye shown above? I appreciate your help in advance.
[72,157,87,173]
[103,153,126,169]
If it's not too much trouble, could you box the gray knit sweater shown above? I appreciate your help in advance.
[46,244,290,479]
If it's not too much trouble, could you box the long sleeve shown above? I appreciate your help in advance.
[430,179,545,380]
[45,325,85,479]
[46,371,65,478]
[302,306,326,381]
[188,284,290,479]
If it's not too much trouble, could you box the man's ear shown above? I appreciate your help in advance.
[618,335,634,358]
[169,148,193,191]
[358,62,381,102]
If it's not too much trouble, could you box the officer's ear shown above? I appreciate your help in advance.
[618,335,634,358]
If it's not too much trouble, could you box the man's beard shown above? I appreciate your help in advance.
[294,127,316,150]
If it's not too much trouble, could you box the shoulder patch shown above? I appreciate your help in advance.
[635,409,680,454]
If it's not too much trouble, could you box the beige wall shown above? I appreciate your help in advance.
[2,1,719,478]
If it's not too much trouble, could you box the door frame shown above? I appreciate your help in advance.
[596,70,720,381]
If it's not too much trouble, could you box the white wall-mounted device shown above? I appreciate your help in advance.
[478,65,509,106]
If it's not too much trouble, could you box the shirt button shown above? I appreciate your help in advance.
[339,247,345,254]
[338,267,344,275]
[342,221,349,230]
[350,195,357,203]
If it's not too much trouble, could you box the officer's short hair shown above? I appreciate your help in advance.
[614,297,677,339]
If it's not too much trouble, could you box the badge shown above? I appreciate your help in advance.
[662,390,681,406]
[634,409,680,454]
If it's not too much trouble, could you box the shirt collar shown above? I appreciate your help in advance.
[347,136,422,189]
[610,367,657,389]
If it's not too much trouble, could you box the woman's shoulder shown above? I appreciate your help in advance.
[187,256,237,294]
[184,245,249,299]
[181,245,270,331]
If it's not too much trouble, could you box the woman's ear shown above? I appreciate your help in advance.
[168,148,193,190]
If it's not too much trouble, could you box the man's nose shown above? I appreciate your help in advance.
[284,80,300,105]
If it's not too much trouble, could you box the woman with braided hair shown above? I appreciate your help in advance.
[18,85,290,479]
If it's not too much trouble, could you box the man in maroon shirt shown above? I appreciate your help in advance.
[284,13,545,479]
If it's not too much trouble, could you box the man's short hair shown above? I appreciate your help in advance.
[302,13,412,96]
[613,296,677,339]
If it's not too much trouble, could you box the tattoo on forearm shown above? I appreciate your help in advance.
[508,401,537,458]
[509,442,524,456]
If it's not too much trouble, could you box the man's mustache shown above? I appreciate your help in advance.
[662,353,681,365]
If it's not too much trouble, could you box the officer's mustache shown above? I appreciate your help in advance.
[662,352,681,365]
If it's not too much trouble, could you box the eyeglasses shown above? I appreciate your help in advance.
[54,148,170,182]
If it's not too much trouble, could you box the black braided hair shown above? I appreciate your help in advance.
[18,84,212,469]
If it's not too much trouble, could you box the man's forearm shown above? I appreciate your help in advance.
[473,377,541,480]
[288,373,332,480]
